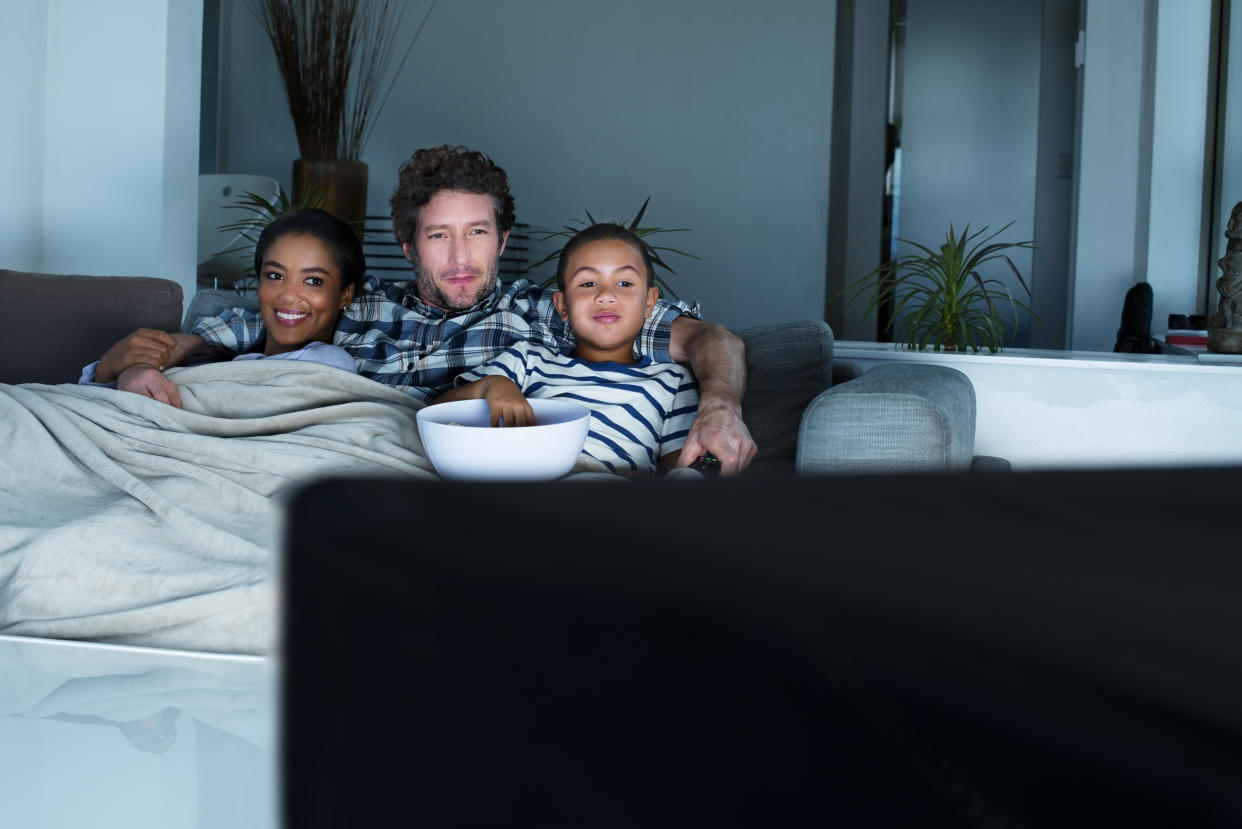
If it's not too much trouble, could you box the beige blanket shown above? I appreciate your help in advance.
[0,361,435,654]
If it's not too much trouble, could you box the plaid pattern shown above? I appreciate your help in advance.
[192,276,698,403]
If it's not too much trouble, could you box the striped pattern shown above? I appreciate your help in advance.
[191,275,697,404]
[458,342,699,476]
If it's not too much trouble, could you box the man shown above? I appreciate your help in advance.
[96,146,756,474]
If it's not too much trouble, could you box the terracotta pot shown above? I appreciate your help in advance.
[292,158,368,239]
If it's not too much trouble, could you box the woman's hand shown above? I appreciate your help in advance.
[117,365,183,408]
[97,329,204,382]
[482,377,535,427]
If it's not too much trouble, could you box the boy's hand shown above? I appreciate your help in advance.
[482,377,535,427]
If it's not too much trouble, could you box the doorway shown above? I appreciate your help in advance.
[826,0,1080,349]
[891,0,1079,348]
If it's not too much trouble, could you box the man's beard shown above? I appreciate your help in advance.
[412,255,500,312]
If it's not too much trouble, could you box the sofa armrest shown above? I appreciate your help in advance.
[796,363,977,474]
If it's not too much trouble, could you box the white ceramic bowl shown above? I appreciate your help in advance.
[416,398,591,481]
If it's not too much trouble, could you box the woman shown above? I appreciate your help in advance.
[81,208,365,383]
[176,207,364,369]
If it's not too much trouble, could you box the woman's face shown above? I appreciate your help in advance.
[256,233,354,356]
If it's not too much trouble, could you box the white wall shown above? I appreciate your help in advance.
[160,1,206,298]
[1144,0,1213,333]
[1215,0,1242,269]
[0,1,202,304]
[1072,2,1147,352]
[0,2,46,272]
[1073,0,1214,351]
[218,0,837,330]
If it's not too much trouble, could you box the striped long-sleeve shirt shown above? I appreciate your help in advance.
[457,341,699,476]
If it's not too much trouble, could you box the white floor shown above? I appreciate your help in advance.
[0,634,276,829]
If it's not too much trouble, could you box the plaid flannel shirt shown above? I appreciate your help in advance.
[192,276,699,403]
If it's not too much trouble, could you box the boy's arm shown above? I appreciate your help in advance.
[433,376,535,427]
[668,316,757,476]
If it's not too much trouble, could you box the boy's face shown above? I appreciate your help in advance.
[553,239,659,363]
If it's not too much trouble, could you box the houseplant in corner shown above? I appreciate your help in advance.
[843,222,1041,353]
[251,0,436,234]
[527,197,698,301]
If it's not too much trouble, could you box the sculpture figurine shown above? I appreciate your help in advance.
[1209,201,1242,353]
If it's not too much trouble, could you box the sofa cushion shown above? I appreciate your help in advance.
[183,289,259,334]
[733,320,833,463]
[0,270,183,385]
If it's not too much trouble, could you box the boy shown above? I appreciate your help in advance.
[435,223,700,477]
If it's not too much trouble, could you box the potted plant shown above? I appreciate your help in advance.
[843,222,1041,353]
[527,198,697,300]
[250,0,436,234]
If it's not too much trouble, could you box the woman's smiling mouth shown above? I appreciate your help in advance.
[275,309,309,325]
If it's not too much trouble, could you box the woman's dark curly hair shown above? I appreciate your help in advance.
[388,145,516,247]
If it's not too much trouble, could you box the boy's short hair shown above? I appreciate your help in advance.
[555,223,656,292]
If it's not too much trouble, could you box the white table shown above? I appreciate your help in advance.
[0,635,276,828]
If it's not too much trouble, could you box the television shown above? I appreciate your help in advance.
[282,469,1242,826]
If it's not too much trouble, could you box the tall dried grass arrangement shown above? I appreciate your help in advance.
[250,0,436,161]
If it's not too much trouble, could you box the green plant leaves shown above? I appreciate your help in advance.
[839,222,1045,353]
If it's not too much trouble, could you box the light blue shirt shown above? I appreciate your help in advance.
[79,341,357,386]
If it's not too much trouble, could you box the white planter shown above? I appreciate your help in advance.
[834,342,1242,470]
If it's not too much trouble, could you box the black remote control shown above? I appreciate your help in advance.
[689,454,721,476]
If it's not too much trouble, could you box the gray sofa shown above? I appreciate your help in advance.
[0,270,991,474]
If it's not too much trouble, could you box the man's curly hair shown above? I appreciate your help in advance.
[389,145,516,246]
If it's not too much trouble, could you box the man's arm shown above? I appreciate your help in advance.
[669,316,757,475]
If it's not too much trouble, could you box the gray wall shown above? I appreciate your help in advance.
[823,0,890,342]
[217,0,837,330]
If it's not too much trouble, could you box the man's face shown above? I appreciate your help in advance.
[402,190,508,311]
